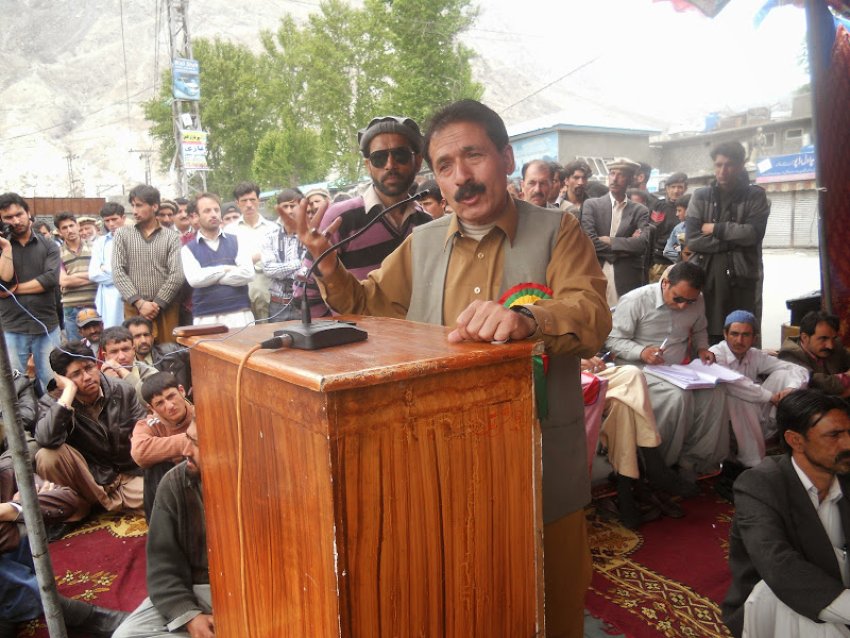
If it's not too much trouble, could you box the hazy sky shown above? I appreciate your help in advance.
[464,0,808,129]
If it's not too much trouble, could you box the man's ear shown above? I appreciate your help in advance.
[178,384,187,399]
[784,429,804,454]
[501,144,516,176]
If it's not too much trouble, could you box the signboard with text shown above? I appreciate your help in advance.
[181,130,209,171]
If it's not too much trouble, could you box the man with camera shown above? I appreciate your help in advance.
[0,192,62,394]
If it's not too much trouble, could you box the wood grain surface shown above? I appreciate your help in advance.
[186,317,543,637]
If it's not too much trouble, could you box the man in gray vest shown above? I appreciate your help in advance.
[297,99,611,638]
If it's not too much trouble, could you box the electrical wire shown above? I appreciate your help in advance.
[234,343,260,629]
[118,0,133,131]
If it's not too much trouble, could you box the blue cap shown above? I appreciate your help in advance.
[724,310,757,329]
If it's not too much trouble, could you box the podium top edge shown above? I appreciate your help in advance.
[177,315,542,392]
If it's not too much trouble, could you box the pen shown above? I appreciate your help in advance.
[659,337,668,351]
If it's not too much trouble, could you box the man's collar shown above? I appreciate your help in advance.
[15,230,36,247]
[792,456,843,504]
[196,228,224,243]
[609,192,626,208]
[237,216,271,229]
[654,281,666,309]
[443,194,517,246]
[134,220,162,236]
[362,184,421,220]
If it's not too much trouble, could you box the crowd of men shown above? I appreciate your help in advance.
[0,98,847,637]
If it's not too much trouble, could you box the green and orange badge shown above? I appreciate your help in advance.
[499,282,553,419]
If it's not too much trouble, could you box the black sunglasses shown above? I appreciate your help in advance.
[672,295,698,305]
[368,147,414,168]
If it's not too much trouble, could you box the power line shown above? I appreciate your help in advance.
[0,86,154,144]
[118,0,132,128]
[500,56,603,114]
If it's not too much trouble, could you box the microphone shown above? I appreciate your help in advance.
[273,189,433,350]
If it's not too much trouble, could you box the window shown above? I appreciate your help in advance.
[785,128,803,140]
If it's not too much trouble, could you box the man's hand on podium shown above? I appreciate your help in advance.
[448,300,537,344]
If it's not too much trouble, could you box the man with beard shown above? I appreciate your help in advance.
[0,192,61,393]
[723,390,850,637]
[113,419,211,638]
[182,193,254,328]
[558,160,593,217]
[300,115,432,317]
[780,311,850,397]
[298,99,610,637]
[124,316,192,396]
[685,141,769,344]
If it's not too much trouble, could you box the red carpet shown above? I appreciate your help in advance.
[19,512,148,638]
[586,483,733,637]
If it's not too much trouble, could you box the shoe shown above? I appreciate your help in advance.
[635,481,684,519]
[85,605,129,637]
[648,468,699,498]
[62,597,128,638]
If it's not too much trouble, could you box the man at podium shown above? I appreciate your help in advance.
[298,99,611,638]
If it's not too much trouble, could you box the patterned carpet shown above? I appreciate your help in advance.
[19,512,148,638]
[15,489,734,638]
[586,482,734,638]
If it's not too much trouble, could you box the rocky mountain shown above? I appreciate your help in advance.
[0,0,803,198]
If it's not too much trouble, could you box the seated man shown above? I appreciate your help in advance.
[607,261,728,478]
[779,311,850,397]
[584,358,697,529]
[124,316,192,397]
[710,310,809,468]
[113,420,212,638]
[131,372,195,521]
[723,390,850,638]
[35,342,147,514]
[100,326,157,399]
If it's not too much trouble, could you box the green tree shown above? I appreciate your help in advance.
[252,120,328,188]
[144,0,482,191]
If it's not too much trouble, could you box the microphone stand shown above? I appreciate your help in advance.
[274,189,431,350]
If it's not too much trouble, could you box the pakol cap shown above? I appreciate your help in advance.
[358,115,423,157]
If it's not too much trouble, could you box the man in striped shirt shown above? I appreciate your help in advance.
[54,212,97,343]
[262,189,306,322]
[112,185,185,344]
[298,115,432,316]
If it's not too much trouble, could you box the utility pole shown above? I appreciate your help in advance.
[129,149,155,185]
[64,151,78,197]
[166,0,207,197]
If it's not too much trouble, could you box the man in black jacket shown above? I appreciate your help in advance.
[685,141,770,344]
[723,390,850,637]
[34,342,147,514]
[113,420,211,638]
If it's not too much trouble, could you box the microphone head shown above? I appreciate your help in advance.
[413,187,437,201]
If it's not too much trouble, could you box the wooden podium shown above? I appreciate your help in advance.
[182,316,544,637]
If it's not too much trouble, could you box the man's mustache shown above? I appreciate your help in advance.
[455,181,486,201]
[835,451,850,463]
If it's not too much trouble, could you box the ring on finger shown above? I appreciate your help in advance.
[322,229,331,239]
[310,227,320,237]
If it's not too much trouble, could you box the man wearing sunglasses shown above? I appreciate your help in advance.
[607,261,730,483]
[298,115,432,317]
